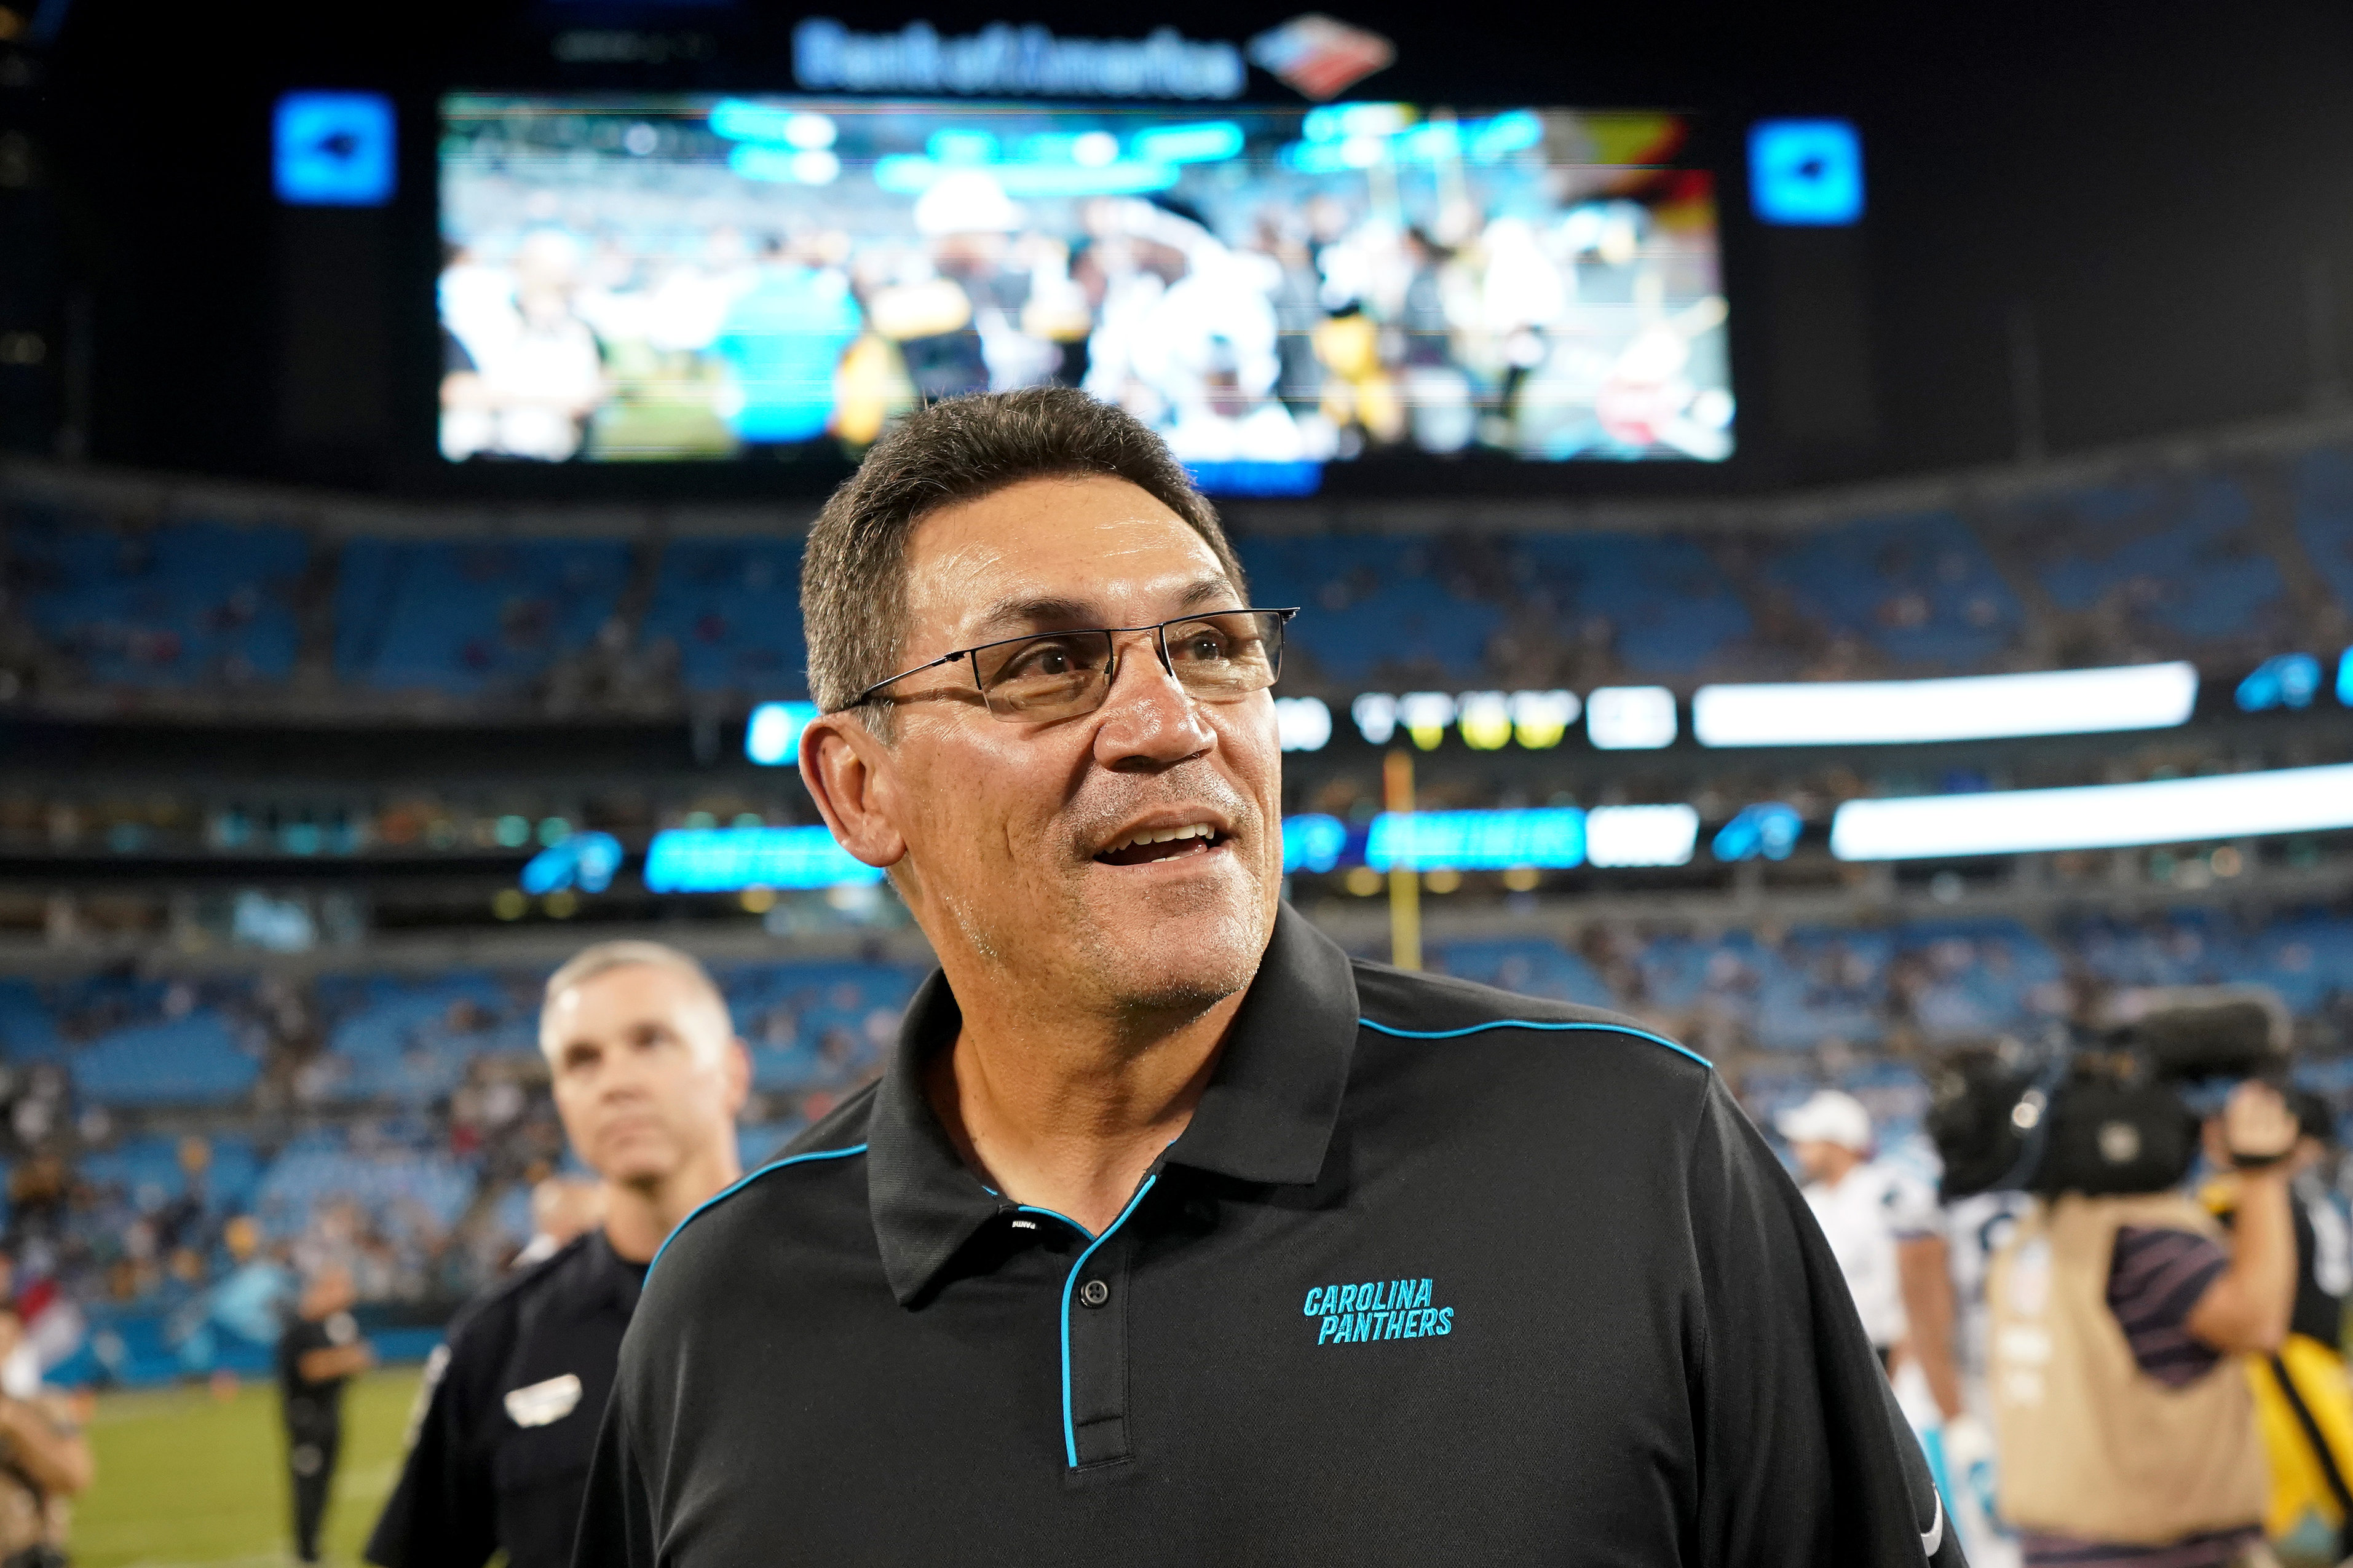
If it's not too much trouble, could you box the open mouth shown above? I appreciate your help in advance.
[1094,822,1230,867]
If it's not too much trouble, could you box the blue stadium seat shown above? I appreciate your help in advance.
[0,982,60,1061]
[317,972,534,1102]
[1238,537,1501,682]
[71,1013,259,1106]
[2031,476,2288,641]
[641,540,808,695]
[332,539,630,694]
[9,507,307,687]
[2293,447,2353,617]
[1427,939,1615,1009]
[1508,534,1752,674]
[1758,512,2023,668]
[722,961,917,1097]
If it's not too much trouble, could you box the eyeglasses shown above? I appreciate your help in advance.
[845,608,1298,724]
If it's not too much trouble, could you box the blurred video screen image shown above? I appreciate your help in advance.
[437,94,1733,478]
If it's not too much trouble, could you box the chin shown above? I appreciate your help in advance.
[596,1143,682,1187]
[1085,886,1271,1013]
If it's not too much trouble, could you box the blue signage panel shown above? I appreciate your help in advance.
[275,91,397,207]
[1749,119,1863,226]
[643,826,883,892]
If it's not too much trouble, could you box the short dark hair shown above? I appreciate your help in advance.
[799,388,1246,719]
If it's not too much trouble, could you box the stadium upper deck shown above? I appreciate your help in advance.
[3,409,2349,719]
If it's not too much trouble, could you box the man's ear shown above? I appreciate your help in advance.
[799,713,909,872]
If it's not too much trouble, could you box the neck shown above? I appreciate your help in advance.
[925,982,1245,1236]
[601,1144,743,1264]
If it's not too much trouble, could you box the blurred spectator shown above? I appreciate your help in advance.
[278,1262,373,1566]
[1775,1089,1929,1368]
[512,1175,604,1270]
[0,1303,92,1561]
[2202,1090,2353,1566]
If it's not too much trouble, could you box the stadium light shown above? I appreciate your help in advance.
[1586,805,1699,868]
[1509,690,1579,749]
[1275,696,1332,752]
[745,701,820,766]
[1587,687,1677,750]
[1351,692,1398,744]
[1693,662,2198,748]
[1398,692,1456,751]
[643,827,884,891]
[1829,763,2353,861]
[1366,809,1586,871]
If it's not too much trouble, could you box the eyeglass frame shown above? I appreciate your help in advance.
[837,606,1300,720]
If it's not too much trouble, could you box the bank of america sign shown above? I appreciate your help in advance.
[793,17,1247,100]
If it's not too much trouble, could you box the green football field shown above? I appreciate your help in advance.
[74,1366,425,1567]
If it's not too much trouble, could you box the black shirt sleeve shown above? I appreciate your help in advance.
[1687,1075,1967,1567]
[365,1327,501,1567]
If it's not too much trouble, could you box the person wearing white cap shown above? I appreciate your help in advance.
[1778,1089,1919,1366]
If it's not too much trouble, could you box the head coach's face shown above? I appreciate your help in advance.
[799,389,1283,1020]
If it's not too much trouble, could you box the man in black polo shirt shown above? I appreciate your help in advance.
[368,941,747,1568]
[577,387,1960,1566]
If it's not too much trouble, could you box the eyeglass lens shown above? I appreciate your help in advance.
[969,611,1285,721]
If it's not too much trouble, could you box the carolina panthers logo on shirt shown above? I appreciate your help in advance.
[1302,1278,1455,1345]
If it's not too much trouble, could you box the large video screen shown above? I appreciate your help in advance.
[437,94,1732,483]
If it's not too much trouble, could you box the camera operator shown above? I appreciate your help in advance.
[1990,1079,2300,1568]
[2203,1089,2353,1565]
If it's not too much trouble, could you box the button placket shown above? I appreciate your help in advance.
[1063,1223,1136,1470]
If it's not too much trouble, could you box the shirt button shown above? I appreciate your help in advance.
[1078,1278,1110,1308]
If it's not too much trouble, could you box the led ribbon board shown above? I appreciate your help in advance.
[1367,809,1587,871]
[643,827,885,891]
[1829,762,2353,861]
[1693,662,2199,748]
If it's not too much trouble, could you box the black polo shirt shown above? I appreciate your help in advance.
[577,905,1963,1567]
[368,1229,643,1568]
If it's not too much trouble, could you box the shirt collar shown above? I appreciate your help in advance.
[865,902,1360,1307]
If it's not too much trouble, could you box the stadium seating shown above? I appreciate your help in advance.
[1427,938,1615,1009]
[2021,475,2290,643]
[723,961,915,1100]
[315,972,537,1103]
[69,1012,260,1106]
[2293,446,2353,616]
[1756,511,2024,668]
[1506,533,1751,674]
[1239,537,1502,681]
[8,508,307,687]
[640,540,808,695]
[332,538,630,694]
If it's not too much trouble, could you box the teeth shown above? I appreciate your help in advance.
[1109,822,1215,853]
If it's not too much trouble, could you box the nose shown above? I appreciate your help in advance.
[1091,628,1214,771]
